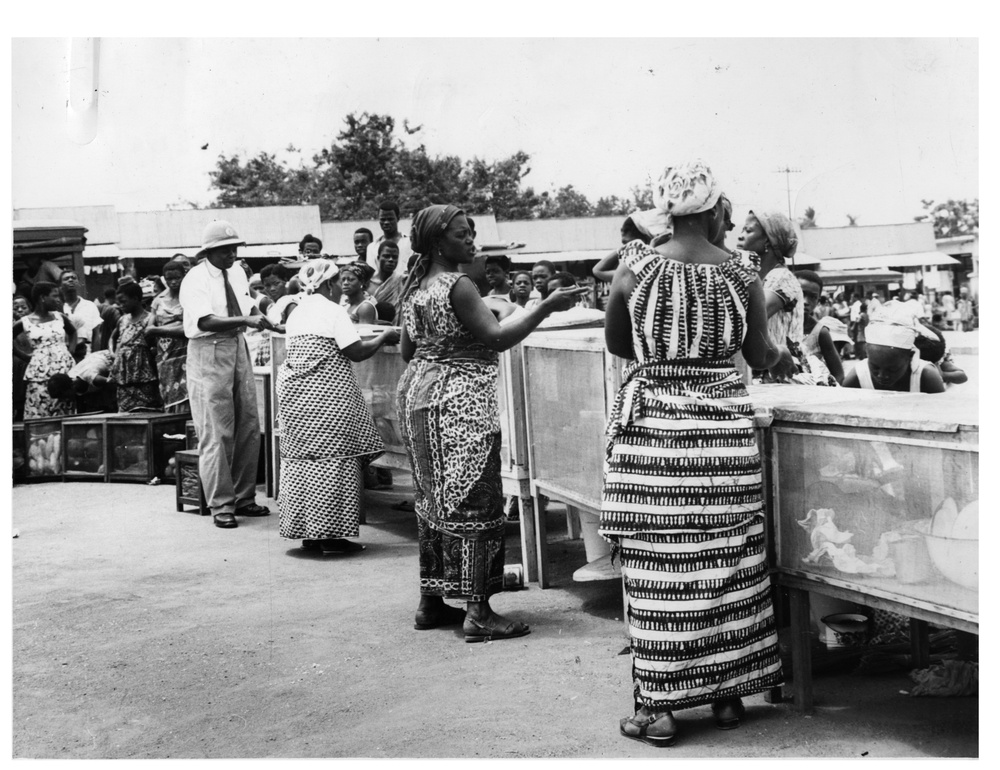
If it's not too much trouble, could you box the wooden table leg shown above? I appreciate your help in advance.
[565,505,581,540]
[788,587,814,713]
[910,618,930,669]
[533,491,550,589]
[518,492,538,585]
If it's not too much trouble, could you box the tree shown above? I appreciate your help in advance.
[846,214,859,226]
[914,198,978,238]
[798,207,817,229]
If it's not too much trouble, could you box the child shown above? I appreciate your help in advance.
[843,306,945,393]
[796,270,845,385]
[914,319,968,385]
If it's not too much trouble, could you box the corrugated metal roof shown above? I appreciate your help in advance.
[798,223,937,260]
[14,206,117,243]
[320,214,501,256]
[117,205,322,249]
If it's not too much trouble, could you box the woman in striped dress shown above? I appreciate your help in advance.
[600,161,783,748]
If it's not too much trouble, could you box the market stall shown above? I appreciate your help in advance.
[750,385,978,711]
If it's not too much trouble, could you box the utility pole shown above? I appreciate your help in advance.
[776,166,801,220]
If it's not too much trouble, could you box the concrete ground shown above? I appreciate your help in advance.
[10,476,979,759]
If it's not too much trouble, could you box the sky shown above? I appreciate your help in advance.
[9,36,979,229]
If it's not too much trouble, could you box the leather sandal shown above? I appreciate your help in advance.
[414,603,467,630]
[463,616,530,643]
[711,698,746,730]
[619,710,678,747]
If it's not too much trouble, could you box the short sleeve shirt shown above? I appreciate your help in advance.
[178,260,254,339]
[285,293,361,350]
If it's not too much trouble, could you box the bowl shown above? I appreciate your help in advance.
[912,520,978,590]
[821,613,869,648]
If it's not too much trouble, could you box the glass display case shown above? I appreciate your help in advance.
[106,413,189,483]
[61,414,108,481]
[269,334,286,497]
[23,417,64,482]
[353,344,409,471]
[520,329,624,587]
[750,385,979,710]
[13,422,27,484]
[253,367,273,497]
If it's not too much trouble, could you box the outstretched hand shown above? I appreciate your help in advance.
[543,286,589,313]
[381,329,401,346]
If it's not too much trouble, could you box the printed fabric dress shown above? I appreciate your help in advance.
[276,294,383,540]
[109,312,161,412]
[396,272,505,601]
[150,293,189,412]
[599,242,783,712]
[21,314,76,419]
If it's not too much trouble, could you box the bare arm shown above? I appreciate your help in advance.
[12,321,30,362]
[197,313,274,333]
[592,248,622,283]
[450,275,585,352]
[604,262,636,359]
[742,279,781,370]
[939,360,968,385]
[920,365,946,394]
[341,329,401,363]
[355,301,377,325]
[818,327,845,384]
[146,321,187,339]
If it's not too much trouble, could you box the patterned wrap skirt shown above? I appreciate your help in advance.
[277,335,384,540]
[600,359,783,711]
[397,355,505,602]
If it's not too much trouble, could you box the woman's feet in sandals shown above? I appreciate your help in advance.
[413,597,467,630]
[711,697,746,730]
[462,607,530,643]
[620,706,678,748]
[301,538,365,555]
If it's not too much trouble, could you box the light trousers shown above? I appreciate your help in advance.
[187,335,260,515]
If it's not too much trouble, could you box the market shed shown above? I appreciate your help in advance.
[13,220,88,297]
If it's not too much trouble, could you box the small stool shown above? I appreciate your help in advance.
[175,449,208,516]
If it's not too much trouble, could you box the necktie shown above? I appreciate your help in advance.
[221,268,243,318]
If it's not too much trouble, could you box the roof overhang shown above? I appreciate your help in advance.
[819,268,904,283]
[820,252,959,271]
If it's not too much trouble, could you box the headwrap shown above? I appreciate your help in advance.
[410,204,465,255]
[297,259,339,294]
[339,260,375,285]
[628,209,672,240]
[652,160,723,227]
[867,299,937,349]
[749,210,798,263]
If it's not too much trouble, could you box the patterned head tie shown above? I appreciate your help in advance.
[748,209,798,263]
[410,204,466,255]
[339,260,375,284]
[297,259,339,294]
[653,160,723,227]
[628,208,672,240]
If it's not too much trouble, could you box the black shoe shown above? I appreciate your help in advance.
[236,503,270,517]
[214,513,238,529]
[711,698,745,730]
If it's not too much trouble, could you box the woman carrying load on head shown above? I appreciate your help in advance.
[396,204,585,641]
[600,161,784,748]
[276,259,400,556]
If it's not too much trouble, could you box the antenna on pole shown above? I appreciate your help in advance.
[776,166,801,220]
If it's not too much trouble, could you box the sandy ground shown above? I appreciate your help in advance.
[10,477,979,760]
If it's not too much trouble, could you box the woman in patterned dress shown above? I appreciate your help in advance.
[276,260,400,555]
[600,162,783,747]
[12,282,78,419]
[738,209,803,382]
[109,282,161,412]
[146,259,190,412]
[396,205,585,640]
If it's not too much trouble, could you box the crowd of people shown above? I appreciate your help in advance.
[12,173,976,749]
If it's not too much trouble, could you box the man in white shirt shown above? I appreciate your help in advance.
[179,220,276,529]
[60,269,103,356]
[364,200,412,275]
